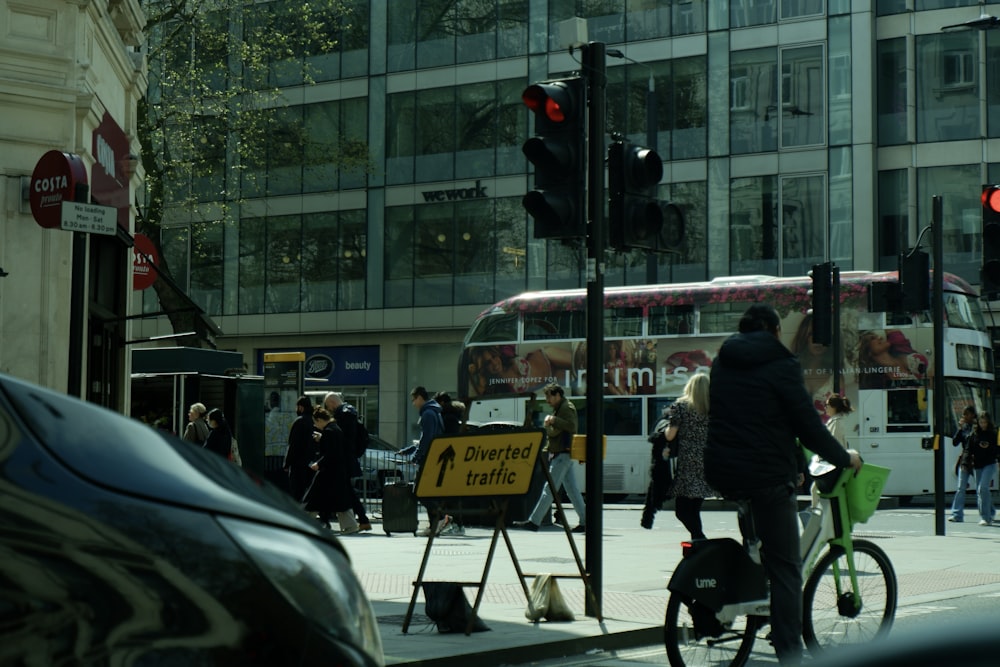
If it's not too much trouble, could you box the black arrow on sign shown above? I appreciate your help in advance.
[435,445,456,487]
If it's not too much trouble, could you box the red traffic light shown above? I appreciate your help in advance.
[522,82,575,123]
[982,185,1000,213]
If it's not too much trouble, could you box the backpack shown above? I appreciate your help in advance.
[354,418,370,458]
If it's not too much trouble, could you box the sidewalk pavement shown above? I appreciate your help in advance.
[337,502,1000,667]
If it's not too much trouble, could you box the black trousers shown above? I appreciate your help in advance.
[738,484,802,666]
[674,496,705,540]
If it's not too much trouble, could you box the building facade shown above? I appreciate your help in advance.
[136,0,1000,444]
[0,0,145,407]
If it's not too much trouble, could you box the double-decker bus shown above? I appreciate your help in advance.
[457,272,994,500]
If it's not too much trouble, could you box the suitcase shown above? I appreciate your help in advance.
[382,481,419,536]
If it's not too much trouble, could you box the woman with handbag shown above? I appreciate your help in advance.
[967,412,1000,526]
[664,373,714,540]
[950,405,977,523]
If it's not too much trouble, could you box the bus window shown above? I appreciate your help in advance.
[524,311,585,340]
[605,307,643,337]
[467,311,518,343]
[649,305,694,335]
[603,397,642,436]
[886,388,929,432]
[956,344,993,374]
[699,302,755,334]
[944,293,987,331]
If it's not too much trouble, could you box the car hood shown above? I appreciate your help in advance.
[0,374,323,537]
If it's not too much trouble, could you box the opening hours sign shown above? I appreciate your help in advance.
[413,429,546,498]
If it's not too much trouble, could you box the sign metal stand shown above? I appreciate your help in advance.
[401,429,602,635]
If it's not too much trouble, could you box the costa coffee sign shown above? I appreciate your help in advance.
[29,151,88,229]
[133,233,160,290]
[91,111,130,230]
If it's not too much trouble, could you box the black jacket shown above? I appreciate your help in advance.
[705,330,852,494]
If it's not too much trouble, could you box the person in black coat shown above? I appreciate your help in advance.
[284,396,318,502]
[302,407,358,533]
[203,408,232,459]
[705,304,861,667]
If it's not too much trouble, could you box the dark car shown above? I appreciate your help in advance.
[355,434,405,496]
[0,373,383,666]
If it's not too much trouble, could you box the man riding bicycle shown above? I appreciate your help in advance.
[705,304,862,667]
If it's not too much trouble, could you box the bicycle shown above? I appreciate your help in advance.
[663,464,897,667]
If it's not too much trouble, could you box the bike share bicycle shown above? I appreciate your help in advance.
[663,463,897,667]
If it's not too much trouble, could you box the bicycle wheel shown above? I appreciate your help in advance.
[802,539,897,656]
[664,592,762,667]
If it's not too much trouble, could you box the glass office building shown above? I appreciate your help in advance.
[141,0,1000,441]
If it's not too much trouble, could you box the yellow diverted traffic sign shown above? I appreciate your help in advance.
[414,429,545,498]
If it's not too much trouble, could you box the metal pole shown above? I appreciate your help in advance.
[832,265,841,395]
[932,196,945,536]
[583,41,606,617]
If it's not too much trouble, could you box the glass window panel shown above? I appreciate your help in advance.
[190,221,223,316]
[917,164,979,286]
[239,217,265,314]
[877,169,908,272]
[829,147,853,269]
[191,117,226,201]
[661,180,707,284]
[626,0,670,40]
[828,16,851,146]
[304,101,339,193]
[780,0,824,19]
[456,82,497,179]
[672,56,708,159]
[340,97,369,190]
[415,87,456,182]
[468,312,519,343]
[780,45,825,148]
[731,0,776,27]
[454,200,495,305]
[916,0,976,8]
[523,311,585,340]
[497,0,528,59]
[988,31,1000,137]
[301,212,338,312]
[495,197,528,299]
[265,214,302,314]
[386,0,416,72]
[267,106,304,196]
[876,0,907,14]
[414,204,454,306]
[730,175,778,275]
[386,92,416,184]
[674,0,707,36]
[338,210,367,310]
[416,0,456,68]
[456,0,498,63]
[916,32,979,142]
[385,207,414,307]
[877,39,907,146]
[779,173,826,276]
[730,48,778,154]
[497,79,527,176]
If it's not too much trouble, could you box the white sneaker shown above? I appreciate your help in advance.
[419,526,435,537]
[435,515,453,535]
[979,519,991,526]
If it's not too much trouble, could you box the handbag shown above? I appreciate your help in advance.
[422,582,490,634]
[229,436,242,467]
[959,448,974,473]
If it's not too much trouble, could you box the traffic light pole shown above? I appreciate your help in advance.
[932,196,945,536]
[582,41,605,618]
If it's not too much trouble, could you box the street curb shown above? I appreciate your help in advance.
[386,626,662,667]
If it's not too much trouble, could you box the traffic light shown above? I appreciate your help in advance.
[808,262,833,345]
[899,249,930,312]
[982,184,1000,297]
[608,141,664,251]
[521,78,586,239]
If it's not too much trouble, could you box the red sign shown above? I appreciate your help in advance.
[29,151,88,229]
[91,111,131,230]
[133,233,160,290]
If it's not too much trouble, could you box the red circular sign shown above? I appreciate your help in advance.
[133,233,160,291]
[29,150,88,229]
